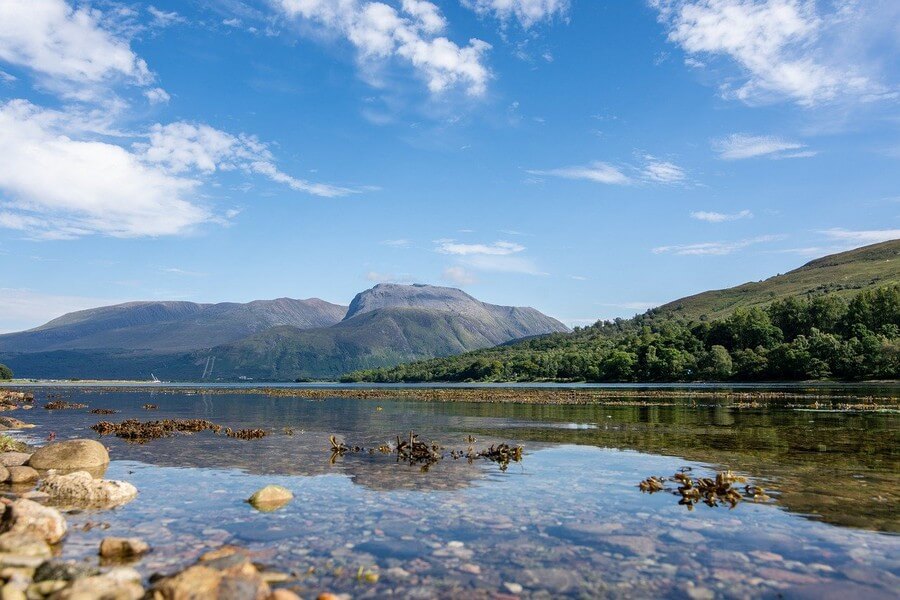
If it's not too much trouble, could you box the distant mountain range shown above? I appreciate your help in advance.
[0,284,569,380]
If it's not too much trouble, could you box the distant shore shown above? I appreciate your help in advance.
[4,381,898,409]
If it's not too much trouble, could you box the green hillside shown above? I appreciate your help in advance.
[346,242,900,383]
[659,239,900,320]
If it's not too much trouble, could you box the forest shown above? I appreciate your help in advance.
[344,285,900,383]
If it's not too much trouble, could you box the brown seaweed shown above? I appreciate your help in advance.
[638,469,772,510]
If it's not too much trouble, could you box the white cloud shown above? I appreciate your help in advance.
[276,0,492,96]
[651,0,889,105]
[144,87,170,104]
[138,122,358,198]
[0,100,209,239]
[381,239,412,247]
[528,162,631,185]
[147,6,186,28]
[529,156,689,186]
[435,238,544,275]
[641,158,686,183]
[653,234,783,255]
[436,240,525,255]
[691,209,753,222]
[462,0,570,27]
[442,266,477,285]
[713,133,810,159]
[819,228,900,244]
[0,288,123,333]
[0,0,151,86]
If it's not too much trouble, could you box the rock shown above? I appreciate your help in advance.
[99,537,150,559]
[33,560,99,582]
[503,582,524,594]
[316,595,340,600]
[460,563,481,575]
[5,467,38,484]
[27,440,108,472]
[151,547,271,600]
[54,575,144,600]
[0,583,26,600]
[37,471,137,509]
[0,532,51,558]
[269,591,301,600]
[0,454,30,468]
[247,485,293,512]
[0,418,33,430]
[0,467,8,484]
[27,580,67,596]
[0,499,66,544]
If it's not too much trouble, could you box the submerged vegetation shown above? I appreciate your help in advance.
[345,286,900,383]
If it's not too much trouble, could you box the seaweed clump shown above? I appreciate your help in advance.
[44,400,88,410]
[224,428,267,440]
[90,409,118,415]
[329,431,524,472]
[142,404,158,410]
[638,469,772,510]
[91,419,223,443]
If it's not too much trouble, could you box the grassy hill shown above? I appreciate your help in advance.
[658,240,900,321]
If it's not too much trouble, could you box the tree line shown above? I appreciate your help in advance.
[343,285,899,383]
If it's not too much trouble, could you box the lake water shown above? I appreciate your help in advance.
[7,386,899,599]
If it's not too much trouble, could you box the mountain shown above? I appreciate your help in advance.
[658,239,900,321]
[0,298,348,353]
[346,241,900,383]
[0,284,568,380]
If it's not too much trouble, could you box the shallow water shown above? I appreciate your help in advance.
[8,388,900,599]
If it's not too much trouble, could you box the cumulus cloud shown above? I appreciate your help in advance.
[462,0,570,27]
[276,0,491,96]
[0,0,151,87]
[0,100,207,239]
[138,122,359,198]
[713,133,812,159]
[651,0,892,105]
[653,234,784,255]
[691,209,753,222]
[144,87,170,104]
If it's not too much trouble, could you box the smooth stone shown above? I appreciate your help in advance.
[0,419,33,430]
[0,468,7,484]
[269,590,301,600]
[504,582,524,594]
[5,467,38,484]
[247,486,293,512]
[0,532,51,558]
[0,455,29,468]
[37,471,137,509]
[55,575,144,600]
[27,440,108,471]
[0,583,25,600]
[0,499,66,545]
[26,580,66,596]
[99,537,150,559]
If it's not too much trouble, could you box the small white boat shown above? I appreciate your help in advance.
[150,373,161,384]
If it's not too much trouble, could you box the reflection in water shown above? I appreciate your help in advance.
[6,388,899,599]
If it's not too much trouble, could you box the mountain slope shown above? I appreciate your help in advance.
[0,298,348,353]
[658,240,900,321]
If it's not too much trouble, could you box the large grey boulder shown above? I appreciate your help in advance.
[27,440,108,471]
[37,471,136,509]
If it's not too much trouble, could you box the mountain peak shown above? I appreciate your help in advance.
[345,283,481,320]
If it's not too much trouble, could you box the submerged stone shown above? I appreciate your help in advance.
[247,485,293,512]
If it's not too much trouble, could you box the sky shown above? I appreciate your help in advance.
[0,0,898,332]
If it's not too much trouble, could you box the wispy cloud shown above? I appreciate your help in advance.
[462,0,570,28]
[442,266,477,285]
[641,157,686,183]
[527,162,630,185]
[436,240,525,256]
[819,228,900,244]
[713,134,812,160]
[691,209,753,222]
[653,234,784,256]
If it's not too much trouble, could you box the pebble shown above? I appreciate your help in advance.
[459,563,481,575]
[503,582,524,594]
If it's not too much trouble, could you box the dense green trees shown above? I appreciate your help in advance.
[0,364,12,380]
[344,285,900,383]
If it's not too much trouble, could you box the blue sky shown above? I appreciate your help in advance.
[0,0,898,332]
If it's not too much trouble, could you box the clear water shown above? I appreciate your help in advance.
[8,388,899,599]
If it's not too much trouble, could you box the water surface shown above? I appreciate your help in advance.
[8,387,899,599]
